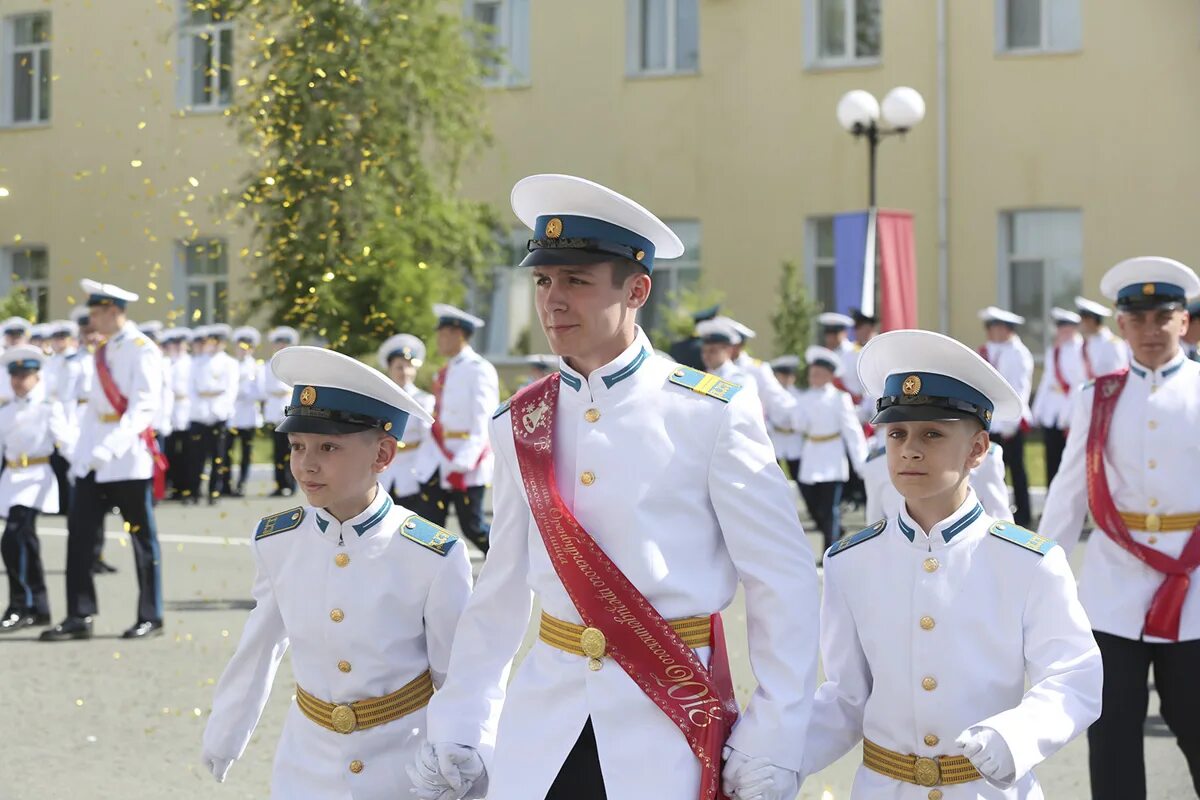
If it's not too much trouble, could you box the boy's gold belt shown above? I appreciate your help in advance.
[862,738,981,787]
[295,669,433,734]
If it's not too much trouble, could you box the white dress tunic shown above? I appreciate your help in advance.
[413,345,498,490]
[803,492,1102,798]
[380,384,435,498]
[426,329,820,800]
[0,382,77,514]
[202,488,473,799]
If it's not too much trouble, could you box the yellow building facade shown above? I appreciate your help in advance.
[2,0,1199,358]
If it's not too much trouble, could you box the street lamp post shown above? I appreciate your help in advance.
[836,87,926,318]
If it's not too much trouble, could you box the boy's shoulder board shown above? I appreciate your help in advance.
[399,514,458,556]
[667,365,743,403]
[827,518,887,557]
[492,398,512,419]
[988,520,1056,556]
[866,445,886,462]
[256,507,305,540]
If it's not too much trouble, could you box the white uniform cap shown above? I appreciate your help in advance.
[233,326,262,347]
[805,345,843,375]
[818,312,855,329]
[138,320,164,338]
[1,317,32,337]
[80,278,139,306]
[50,320,79,338]
[1050,307,1082,325]
[271,346,434,440]
[377,333,426,370]
[433,304,485,333]
[1073,296,1112,318]
[977,306,1026,326]
[161,328,190,343]
[857,330,1022,430]
[1099,256,1200,307]
[70,306,90,326]
[3,344,45,371]
[525,354,557,371]
[696,318,742,345]
[206,323,233,340]
[726,318,757,341]
[268,326,300,345]
[770,354,802,371]
[29,323,52,339]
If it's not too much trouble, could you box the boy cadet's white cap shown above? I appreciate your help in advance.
[138,320,164,337]
[29,323,52,339]
[80,279,139,306]
[1,317,31,336]
[770,354,802,371]
[377,334,426,370]
[50,320,79,338]
[1074,296,1112,318]
[818,312,855,329]
[857,330,1022,431]
[271,346,434,439]
[70,306,91,325]
[206,323,233,340]
[2,344,45,371]
[696,317,742,345]
[977,306,1026,326]
[233,326,261,347]
[727,318,757,341]
[268,326,300,345]
[525,354,557,371]
[1051,307,1082,325]
[161,327,189,343]
[432,304,485,334]
[1099,256,1200,309]
[805,346,843,375]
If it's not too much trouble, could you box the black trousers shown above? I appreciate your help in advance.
[228,426,256,490]
[799,480,844,552]
[1042,426,1069,488]
[165,430,188,495]
[783,459,800,483]
[1,505,49,615]
[1088,631,1200,799]
[418,473,490,553]
[545,718,606,800]
[186,421,229,500]
[269,426,295,493]
[992,429,1031,527]
[50,449,72,515]
[65,475,161,623]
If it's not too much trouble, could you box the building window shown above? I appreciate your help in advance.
[999,209,1082,354]
[806,0,880,68]
[467,0,530,88]
[466,228,531,356]
[179,1,234,111]
[3,245,49,320]
[806,216,838,312]
[2,12,51,125]
[626,0,699,77]
[640,220,701,336]
[997,0,1080,53]
[178,238,229,323]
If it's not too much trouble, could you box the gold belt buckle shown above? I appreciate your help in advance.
[330,704,358,734]
[18,454,29,468]
[913,756,941,787]
[580,627,606,671]
[1146,513,1161,533]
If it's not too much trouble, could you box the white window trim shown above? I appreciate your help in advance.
[1,244,50,317]
[1,13,52,127]
[175,238,230,324]
[996,208,1083,357]
[994,0,1081,55]
[626,0,699,78]
[804,216,837,309]
[804,0,881,71]
[177,2,235,112]
[467,0,530,89]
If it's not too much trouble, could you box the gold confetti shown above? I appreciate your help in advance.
[137,121,147,130]
[0,188,9,198]
[75,699,84,707]
[130,160,143,168]
[112,652,121,660]
[188,177,199,187]
[192,708,202,717]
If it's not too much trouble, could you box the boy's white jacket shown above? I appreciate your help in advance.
[202,487,472,799]
[414,345,498,489]
[804,491,1102,799]
[425,329,820,800]
[0,381,77,514]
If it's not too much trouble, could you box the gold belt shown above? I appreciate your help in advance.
[5,455,50,468]
[806,432,840,443]
[396,440,421,451]
[538,611,711,671]
[77,398,89,405]
[773,426,796,435]
[295,669,434,735]
[441,430,471,440]
[1118,511,1200,533]
[98,412,121,423]
[198,390,224,398]
[862,738,981,787]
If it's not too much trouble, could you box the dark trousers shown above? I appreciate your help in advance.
[1,506,49,615]
[418,473,490,553]
[269,426,295,493]
[186,421,229,500]
[799,480,844,551]
[1042,426,1069,488]
[50,449,72,515]
[165,430,188,495]
[228,426,256,490]
[545,718,606,800]
[784,459,800,483]
[1089,631,1200,799]
[65,475,161,623]
[993,429,1031,527]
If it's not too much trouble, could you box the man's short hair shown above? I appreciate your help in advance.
[610,258,651,289]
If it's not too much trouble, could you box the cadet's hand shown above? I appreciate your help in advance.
[200,752,234,783]
[407,742,455,799]
[956,727,1016,785]
[721,746,800,800]
[407,742,486,800]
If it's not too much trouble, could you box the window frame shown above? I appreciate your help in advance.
[466,0,530,89]
[995,0,1081,55]
[996,208,1084,357]
[2,12,52,127]
[175,237,230,324]
[1,244,50,319]
[177,1,235,113]
[626,0,700,79]
[638,219,702,336]
[804,0,881,71]
[804,215,838,313]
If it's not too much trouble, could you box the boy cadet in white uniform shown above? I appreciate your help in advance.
[0,318,32,405]
[696,317,759,400]
[414,175,818,800]
[229,326,265,497]
[977,307,1035,527]
[0,347,76,631]
[729,318,795,429]
[863,439,1012,525]
[161,328,193,499]
[376,334,436,513]
[262,326,299,497]
[45,320,85,514]
[1040,257,1200,799]
[803,329,1102,799]
[1074,296,1129,378]
[186,323,239,504]
[201,346,472,799]
[1030,308,1085,486]
[769,355,806,478]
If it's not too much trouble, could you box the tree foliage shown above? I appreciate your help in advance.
[770,260,821,358]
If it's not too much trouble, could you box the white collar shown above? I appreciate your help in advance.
[1129,349,1187,383]
[558,327,653,401]
[313,484,394,546]
[896,489,986,550]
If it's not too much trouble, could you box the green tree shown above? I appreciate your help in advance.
[649,285,725,351]
[0,291,36,322]
[770,260,821,358]
[223,0,499,353]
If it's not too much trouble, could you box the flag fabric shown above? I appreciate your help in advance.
[831,209,917,332]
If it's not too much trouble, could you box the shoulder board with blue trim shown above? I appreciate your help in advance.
[492,398,512,419]
[988,521,1055,556]
[399,514,458,556]
[133,336,148,347]
[255,506,305,540]
[827,518,887,557]
[667,365,743,403]
[866,445,886,462]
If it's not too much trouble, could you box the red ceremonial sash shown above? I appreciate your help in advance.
[978,344,993,365]
[510,374,738,800]
[1086,369,1200,640]
[831,377,862,405]
[1052,345,1072,396]
[95,342,169,500]
[430,364,490,492]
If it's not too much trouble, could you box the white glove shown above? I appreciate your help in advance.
[956,727,1016,785]
[200,752,234,783]
[721,746,800,800]
[407,742,487,800]
[90,445,114,473]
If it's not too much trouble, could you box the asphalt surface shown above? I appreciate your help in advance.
[0,479,1194,799]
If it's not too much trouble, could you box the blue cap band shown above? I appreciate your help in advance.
[1117,282,1185,303]
[437,317,475,335]
[387,347,417,363]
[528,214,656,272]
[286,385,409,440]
[809,358,840,372]
[7,359,40,373]
[86,294,127,309]
[879,371,996,429]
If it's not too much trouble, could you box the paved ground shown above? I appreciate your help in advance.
[0,479,1195,799]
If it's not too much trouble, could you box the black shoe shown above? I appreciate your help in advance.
[269,488,286,497]
[39,616,93,641]
[121,620,164,639]
[1,610,51,632]
[92,559,119,575]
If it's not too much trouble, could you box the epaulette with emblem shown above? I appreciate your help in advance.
[866,445,886,462]
[134,337,147,347]
[399,514,458,556]
[255,507,305,540]
[988,520,1055,556]
[827,519,886,557]
[492,398,512,419]
[667,365,743,403]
